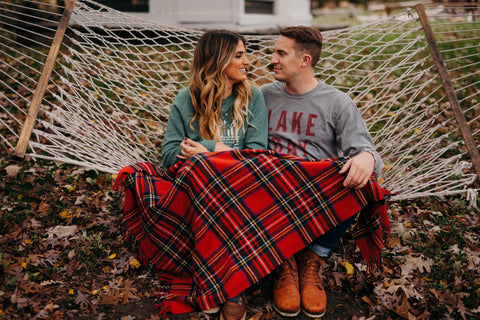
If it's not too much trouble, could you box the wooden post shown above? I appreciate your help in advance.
[416,3,480,181]
[15,0,77,157]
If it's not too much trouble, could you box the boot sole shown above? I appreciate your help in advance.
[302,307,326,318]
[202,306,220,314]
[219,311,246,320]
[272,303,301,317]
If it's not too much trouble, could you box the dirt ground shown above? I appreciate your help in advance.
[100,270,373,320]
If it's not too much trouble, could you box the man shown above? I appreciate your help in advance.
[261,26,383,318]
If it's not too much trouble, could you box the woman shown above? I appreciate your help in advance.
[161,29,268,170]
[161,29,268,320]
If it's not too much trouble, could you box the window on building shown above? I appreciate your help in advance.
[245,0,274,14]
[95,0,148,12]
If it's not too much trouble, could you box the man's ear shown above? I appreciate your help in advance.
[301,54,312,68]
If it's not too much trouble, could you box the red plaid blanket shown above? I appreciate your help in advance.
[113,149,389,316]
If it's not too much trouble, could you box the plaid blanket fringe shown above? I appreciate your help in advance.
[113,149,390,315]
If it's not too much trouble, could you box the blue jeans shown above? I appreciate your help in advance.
[308,213,358,258]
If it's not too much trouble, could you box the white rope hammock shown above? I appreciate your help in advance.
[1,0,479,201]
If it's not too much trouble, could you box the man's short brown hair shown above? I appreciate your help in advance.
[279,26,323,67]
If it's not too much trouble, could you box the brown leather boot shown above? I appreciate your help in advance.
[272,255,301,317]
[220,296,246,320]
[298,249,327,318]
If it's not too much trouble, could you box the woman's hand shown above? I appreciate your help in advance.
[177,138,208,160]
[214,141,233,151]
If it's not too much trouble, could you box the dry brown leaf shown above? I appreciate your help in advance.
[375,278,423,300]
[247,310,263,320]
[46,225,79,239]
[400,254,432,277]
[5,164,21,177]
[36,201,51,215]
[75,290,90,308]
[332,271,344,287]
[387,292,414,319]
[45,302,55,313]
[361,295,375,308]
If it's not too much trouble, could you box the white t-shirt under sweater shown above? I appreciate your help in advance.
[261,80,383,176]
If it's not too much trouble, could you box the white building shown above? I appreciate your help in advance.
[97,0,312,31]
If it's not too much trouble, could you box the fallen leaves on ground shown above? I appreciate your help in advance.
[0,148,479,320]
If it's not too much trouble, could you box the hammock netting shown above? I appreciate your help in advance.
[0,0,479,201]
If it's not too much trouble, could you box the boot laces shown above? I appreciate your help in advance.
[301,259,324,287]
[277,258,298,285]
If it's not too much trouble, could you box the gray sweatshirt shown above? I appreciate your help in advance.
[261,81,383,176]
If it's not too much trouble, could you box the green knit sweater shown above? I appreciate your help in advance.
[161,86,268,168]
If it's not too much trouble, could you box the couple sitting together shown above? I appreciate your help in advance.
[114,26,389,320]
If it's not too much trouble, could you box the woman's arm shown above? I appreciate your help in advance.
[243,88,268,149]
[162,89,219,167]
[161,102,187,169]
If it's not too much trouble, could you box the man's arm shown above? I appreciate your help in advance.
[334,96,383,186]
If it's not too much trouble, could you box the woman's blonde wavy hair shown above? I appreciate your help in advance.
[189,29,252,141]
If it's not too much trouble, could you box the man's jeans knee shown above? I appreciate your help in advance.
[309,214,358,258]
